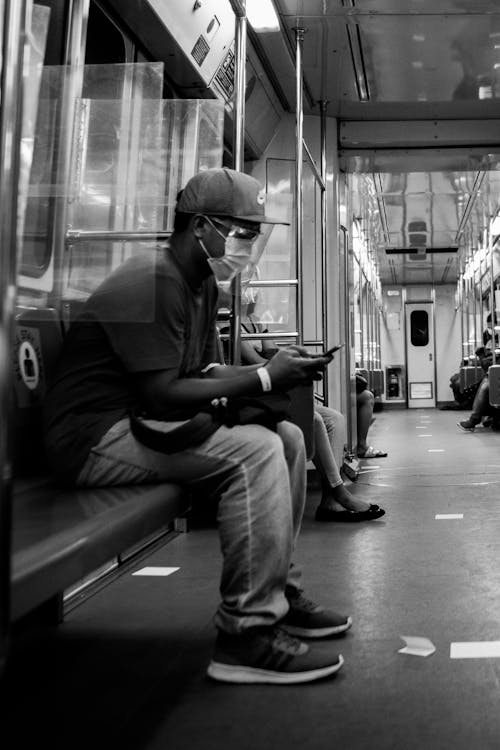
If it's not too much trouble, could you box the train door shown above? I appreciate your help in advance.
[405,301,436,408]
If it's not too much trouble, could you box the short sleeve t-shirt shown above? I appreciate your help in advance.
[43,248,219,484]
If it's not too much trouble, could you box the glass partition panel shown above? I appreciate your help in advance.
[65,98,224,298]
[18,5,50,247]
[20,62,164,282]
[250,193,296,335]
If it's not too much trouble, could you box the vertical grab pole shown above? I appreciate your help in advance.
[472,245,478,354]
[295,27,305,345]
[320,99,328,400]
[489,226,496,366]
[228,0,247,364]
[465,261,470,362]
[341,225,353,448]
[0,0,28,675]
[460,268,465,363]
[472,243,480,382]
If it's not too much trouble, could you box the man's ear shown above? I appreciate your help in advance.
[192,214,207,238]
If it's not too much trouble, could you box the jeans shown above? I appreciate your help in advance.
[76,417,306,633]
[470,376,500,425]
[312,404,346,489]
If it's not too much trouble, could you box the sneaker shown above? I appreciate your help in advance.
[280,586,352,638]
[207,626,343,684]
[457,420,476,432]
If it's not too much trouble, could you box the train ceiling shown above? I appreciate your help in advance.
[264,0,500,285]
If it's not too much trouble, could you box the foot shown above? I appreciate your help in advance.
[207,626,343,684]
[315,504,385,523]
[322,484,370,513]
[280,586,352,638]
[457,420,476,432]
[357,446,388,458]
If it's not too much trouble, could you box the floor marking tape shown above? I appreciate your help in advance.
[435,514,463,520]
[428,449,445,452]
[450,641,500,659]
[132,566,180,576]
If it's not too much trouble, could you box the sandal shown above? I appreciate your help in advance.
[357,446,388,458]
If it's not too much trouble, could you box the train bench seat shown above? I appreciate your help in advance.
[11,306,189,625]
[11,306,315,625]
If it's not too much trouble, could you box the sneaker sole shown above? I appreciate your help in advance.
[207,654,344,684]
[281,616,353,639]
[457,423,475,432]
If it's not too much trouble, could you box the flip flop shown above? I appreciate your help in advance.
[358,446,388,458]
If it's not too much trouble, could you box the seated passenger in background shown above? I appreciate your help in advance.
[458,313,500,432]
[355,372,388,459]
[43,167,350,686]
[237,295,385,523]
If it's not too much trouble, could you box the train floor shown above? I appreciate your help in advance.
[3,408,500,750]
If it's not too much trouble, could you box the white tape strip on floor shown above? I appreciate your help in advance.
[132,566,180,576]
[435,514,463,520]
[450,641,500,659]
[398,635,436,657]
[428,449,445,453]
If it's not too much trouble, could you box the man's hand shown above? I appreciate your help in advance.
[265,347,331,388]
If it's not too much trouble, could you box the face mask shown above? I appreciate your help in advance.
[241,285,259,306]
[198,234,255,286]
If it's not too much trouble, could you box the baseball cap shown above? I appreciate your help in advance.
[176,167,288,225]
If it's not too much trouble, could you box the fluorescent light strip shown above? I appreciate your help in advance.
[246,0,280,32]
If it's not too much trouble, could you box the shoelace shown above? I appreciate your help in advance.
[287,589,318,613]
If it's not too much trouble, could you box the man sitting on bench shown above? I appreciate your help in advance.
[43,168,351,685]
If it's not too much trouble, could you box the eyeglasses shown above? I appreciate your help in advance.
[205,216,260,242]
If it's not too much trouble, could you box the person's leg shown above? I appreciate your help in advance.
[312,407,371,513]
[315,404,345,468]
[459,377,489,430]
[355,390,387,457]
[77,418,301,631]
[355,389,375,456]
[77,418,347,684]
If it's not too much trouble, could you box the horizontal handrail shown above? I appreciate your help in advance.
[247,279,298,287]
[66,229,171,243]
[219,331,299,341]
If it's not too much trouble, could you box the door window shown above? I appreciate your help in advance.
[410,310,429,346]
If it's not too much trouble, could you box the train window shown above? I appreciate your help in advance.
[410,309,429,347]
[19,11,53,280]
[85,2,129,67]
[65,98,224,297]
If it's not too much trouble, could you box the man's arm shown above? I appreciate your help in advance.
[135,347,331,416]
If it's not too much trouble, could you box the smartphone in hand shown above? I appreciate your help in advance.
[323,343,344,356]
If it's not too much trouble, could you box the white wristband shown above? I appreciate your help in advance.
[256,366,272,392]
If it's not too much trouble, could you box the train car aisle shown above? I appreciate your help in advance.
[2,409,500,750]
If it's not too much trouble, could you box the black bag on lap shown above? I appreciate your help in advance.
[130,392,291,454]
